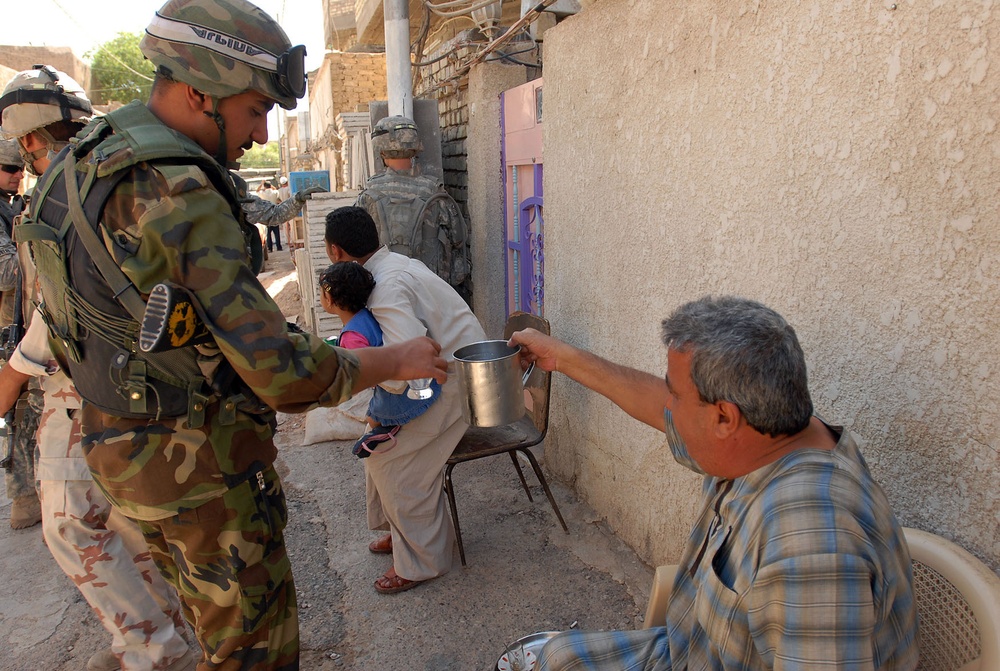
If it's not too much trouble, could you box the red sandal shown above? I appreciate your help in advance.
[368,534,393,554]
[374,569,424,594]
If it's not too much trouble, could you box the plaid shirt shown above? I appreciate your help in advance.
[538,424,918,670]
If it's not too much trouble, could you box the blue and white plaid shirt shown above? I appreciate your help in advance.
[538,423,918,670]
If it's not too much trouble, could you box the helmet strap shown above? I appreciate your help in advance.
[202,97,229,167]
[16,132,53,176]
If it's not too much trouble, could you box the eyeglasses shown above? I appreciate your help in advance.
[0,164,23,175]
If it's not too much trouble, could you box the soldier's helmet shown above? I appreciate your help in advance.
[371,116,423,159]
[0,139,23,167]
[0,66,92,140]
[140,0,307,110]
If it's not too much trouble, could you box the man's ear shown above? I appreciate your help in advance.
[325,242,342,262]
[713,400,743,439]
[183,84,210,112]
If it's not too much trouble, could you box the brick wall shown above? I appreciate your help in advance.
[414,43,477,218]
[327,52,387,120]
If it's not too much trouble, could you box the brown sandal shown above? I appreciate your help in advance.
[368,534,393,554]
[374,570,424,594]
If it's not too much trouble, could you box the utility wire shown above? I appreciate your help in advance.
[50,0,153,82]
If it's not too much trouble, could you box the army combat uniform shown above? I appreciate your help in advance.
[356,164,471,298]
[0,188,40,527]
[23,102,361,669]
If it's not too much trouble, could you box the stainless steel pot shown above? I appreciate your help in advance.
[453,340,535,427]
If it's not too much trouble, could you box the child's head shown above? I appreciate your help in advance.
[318,261,375,316]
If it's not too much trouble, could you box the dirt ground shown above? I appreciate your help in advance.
[0,248,656,671]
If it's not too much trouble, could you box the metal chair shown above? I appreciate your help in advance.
[444,311,569,566]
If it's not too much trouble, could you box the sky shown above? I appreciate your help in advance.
[4,0,328,138]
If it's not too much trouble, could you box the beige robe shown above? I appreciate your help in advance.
[363,247,486,580]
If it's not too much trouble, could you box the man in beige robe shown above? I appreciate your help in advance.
[325,205,486,593]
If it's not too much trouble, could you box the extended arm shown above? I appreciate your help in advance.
[509,328,668,431]
[240,187,324,227]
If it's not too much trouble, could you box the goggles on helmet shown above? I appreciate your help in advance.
[145,12,306,100]
[371,121,419,139]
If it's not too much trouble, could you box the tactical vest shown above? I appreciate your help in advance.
[359,171,471,290]
[17,102,264,424]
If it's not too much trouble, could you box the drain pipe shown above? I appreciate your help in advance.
[384,0,413,118]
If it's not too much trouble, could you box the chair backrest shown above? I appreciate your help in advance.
[903,527,1000,671]
[503,312,551,436]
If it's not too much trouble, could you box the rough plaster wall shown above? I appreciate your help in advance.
[544,0,999,570]
[468,63,530,338]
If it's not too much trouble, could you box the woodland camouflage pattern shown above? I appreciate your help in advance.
[29,102,360,668]
[139,0,300,109]
[44,104,363,518]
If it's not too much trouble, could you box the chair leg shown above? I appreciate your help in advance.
[444,463,467,566]
[508,450,534,502]
[517,448,569,533]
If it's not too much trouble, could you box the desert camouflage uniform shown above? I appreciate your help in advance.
[29,102,361,669]
[8,312,193,669]
[356,165,471,298]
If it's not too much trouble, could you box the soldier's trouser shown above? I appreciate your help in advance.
[4,393,40,500]
[138,465,299,671]
[38,407,191,671]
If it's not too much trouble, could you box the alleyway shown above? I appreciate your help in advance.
[0,250,655,670]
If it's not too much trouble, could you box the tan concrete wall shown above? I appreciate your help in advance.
[0,46,91,93]
[543,0,999,570]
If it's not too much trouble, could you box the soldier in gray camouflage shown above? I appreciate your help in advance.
[241,183,325,229]
[20,1,446,669]
[356,116,472,300]
[0,132,39,530]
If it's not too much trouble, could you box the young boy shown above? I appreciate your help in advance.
[319,262,440,456]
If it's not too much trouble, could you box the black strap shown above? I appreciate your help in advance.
[61,150,147,321]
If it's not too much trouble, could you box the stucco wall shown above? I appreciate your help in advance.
[543,0,999,570]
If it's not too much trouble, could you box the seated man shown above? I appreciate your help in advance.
[510,296,918,670]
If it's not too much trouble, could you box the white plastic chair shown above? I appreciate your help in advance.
[641,528,1000,671]
[904,527,1000,671]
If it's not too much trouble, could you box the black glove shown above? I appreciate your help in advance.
[293,185,326,203]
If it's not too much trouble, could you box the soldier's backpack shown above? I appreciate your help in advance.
[360,178,470,291]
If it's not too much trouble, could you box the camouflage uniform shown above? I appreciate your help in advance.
[28,100,358,669]
[356,118,471,298]
[9,313,193,669]
[0,179,38,517]
[241,191,308,228]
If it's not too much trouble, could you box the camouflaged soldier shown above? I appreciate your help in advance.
[0,139,24,328]
[0,66,202,670]
[0,124,39,530]
[18,1,446,669]
[240,183,325,232]
[356,116,472,299]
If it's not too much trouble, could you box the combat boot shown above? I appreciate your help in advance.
[10,495,41,529]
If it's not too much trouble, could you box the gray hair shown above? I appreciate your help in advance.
[661,296,813,437]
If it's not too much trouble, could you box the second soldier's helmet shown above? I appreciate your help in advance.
[0,139,23,168]
[140,0,307,110]
[371,116,423,159]
[0,66,92,140]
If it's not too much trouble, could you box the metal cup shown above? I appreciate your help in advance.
[453,340,534,427]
